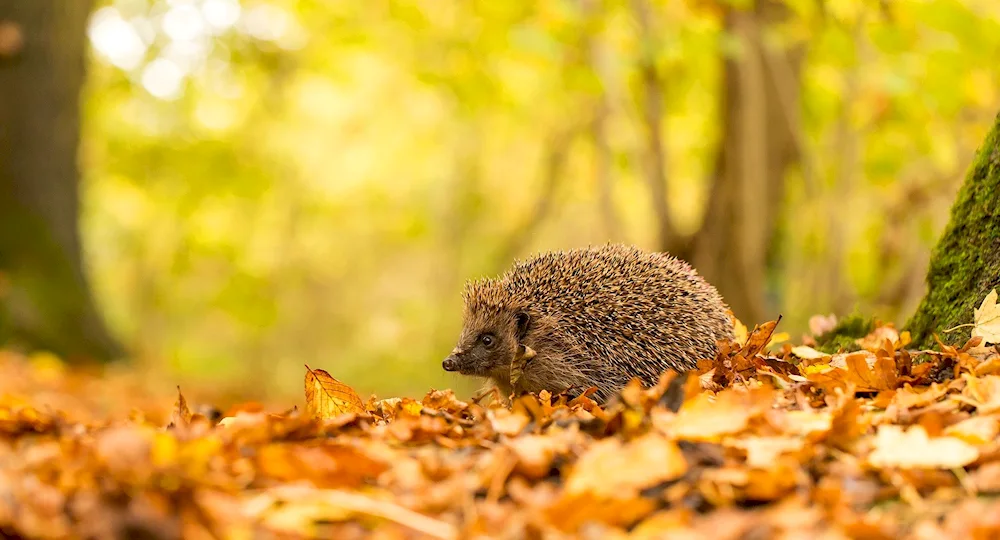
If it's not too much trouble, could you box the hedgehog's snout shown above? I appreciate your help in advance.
[443,348,463,371]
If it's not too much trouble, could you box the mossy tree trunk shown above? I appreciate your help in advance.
[905,111,1000,348]
[0,1,124,362]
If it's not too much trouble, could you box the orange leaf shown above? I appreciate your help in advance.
[304,365,365,419]
[740,318,781,358]
[805,353,896,393]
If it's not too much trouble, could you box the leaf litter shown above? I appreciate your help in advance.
[3,295,1000,538]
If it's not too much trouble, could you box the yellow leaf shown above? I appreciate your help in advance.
[791,345,827,359]
[973,289,1000,344]
[731,314,748,345]
[304,365,365,420]
[768,332,790,347]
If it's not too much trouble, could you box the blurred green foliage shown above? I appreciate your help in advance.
[79,0,1000,400]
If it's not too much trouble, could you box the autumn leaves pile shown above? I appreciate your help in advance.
[1,292,1000,538]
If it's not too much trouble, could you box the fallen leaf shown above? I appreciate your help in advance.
[564,433,687,497]
[855,325,901,352]
[944,415,999,445]
[304,365,365,419]
[791,346,828,360]
[867,425,978,469]
[246,485,458,539]
[953,375,1000,414]
[889,383,949,410]
[974,289,1000,345]
[731,436,807,468]
[670,389,767,441]
[741,319,781,358]
[805,353,896,393]
[169,386,192,428]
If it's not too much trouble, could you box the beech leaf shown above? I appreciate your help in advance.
[304,365,365,419]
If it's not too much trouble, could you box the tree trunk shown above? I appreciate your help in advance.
[0,0,124,362]
[691,0,804,325]
[905,111,1000,348]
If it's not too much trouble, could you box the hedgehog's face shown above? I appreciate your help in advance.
[442,309,529,378]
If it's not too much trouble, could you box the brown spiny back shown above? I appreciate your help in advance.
[462,244,734,402]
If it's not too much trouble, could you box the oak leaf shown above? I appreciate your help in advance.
[304,365,365,419]
[973,289,1000,344]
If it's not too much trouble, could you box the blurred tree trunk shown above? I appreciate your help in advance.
[631,0,686,256]
[905,111,1000,348]
[690,0,805,325]
[0,0,124,362]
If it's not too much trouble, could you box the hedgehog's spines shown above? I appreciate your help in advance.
[459,243,734,403]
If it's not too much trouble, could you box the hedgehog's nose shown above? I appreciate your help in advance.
[442,355,459,371]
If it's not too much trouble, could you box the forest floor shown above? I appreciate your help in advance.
[2,292,1000,539]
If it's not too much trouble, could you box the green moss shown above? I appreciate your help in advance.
[815,314,875,353]
[905,111,1000,349]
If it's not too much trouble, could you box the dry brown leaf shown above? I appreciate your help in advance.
[304,365,365,419]
[170,386,193,428]
[741,319,781,358]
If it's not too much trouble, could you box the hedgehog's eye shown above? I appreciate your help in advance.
[480,334,495,348]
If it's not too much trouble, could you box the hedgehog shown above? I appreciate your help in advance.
[441,243,734,403]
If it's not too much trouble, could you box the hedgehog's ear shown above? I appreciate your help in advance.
[514,311,530,340]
